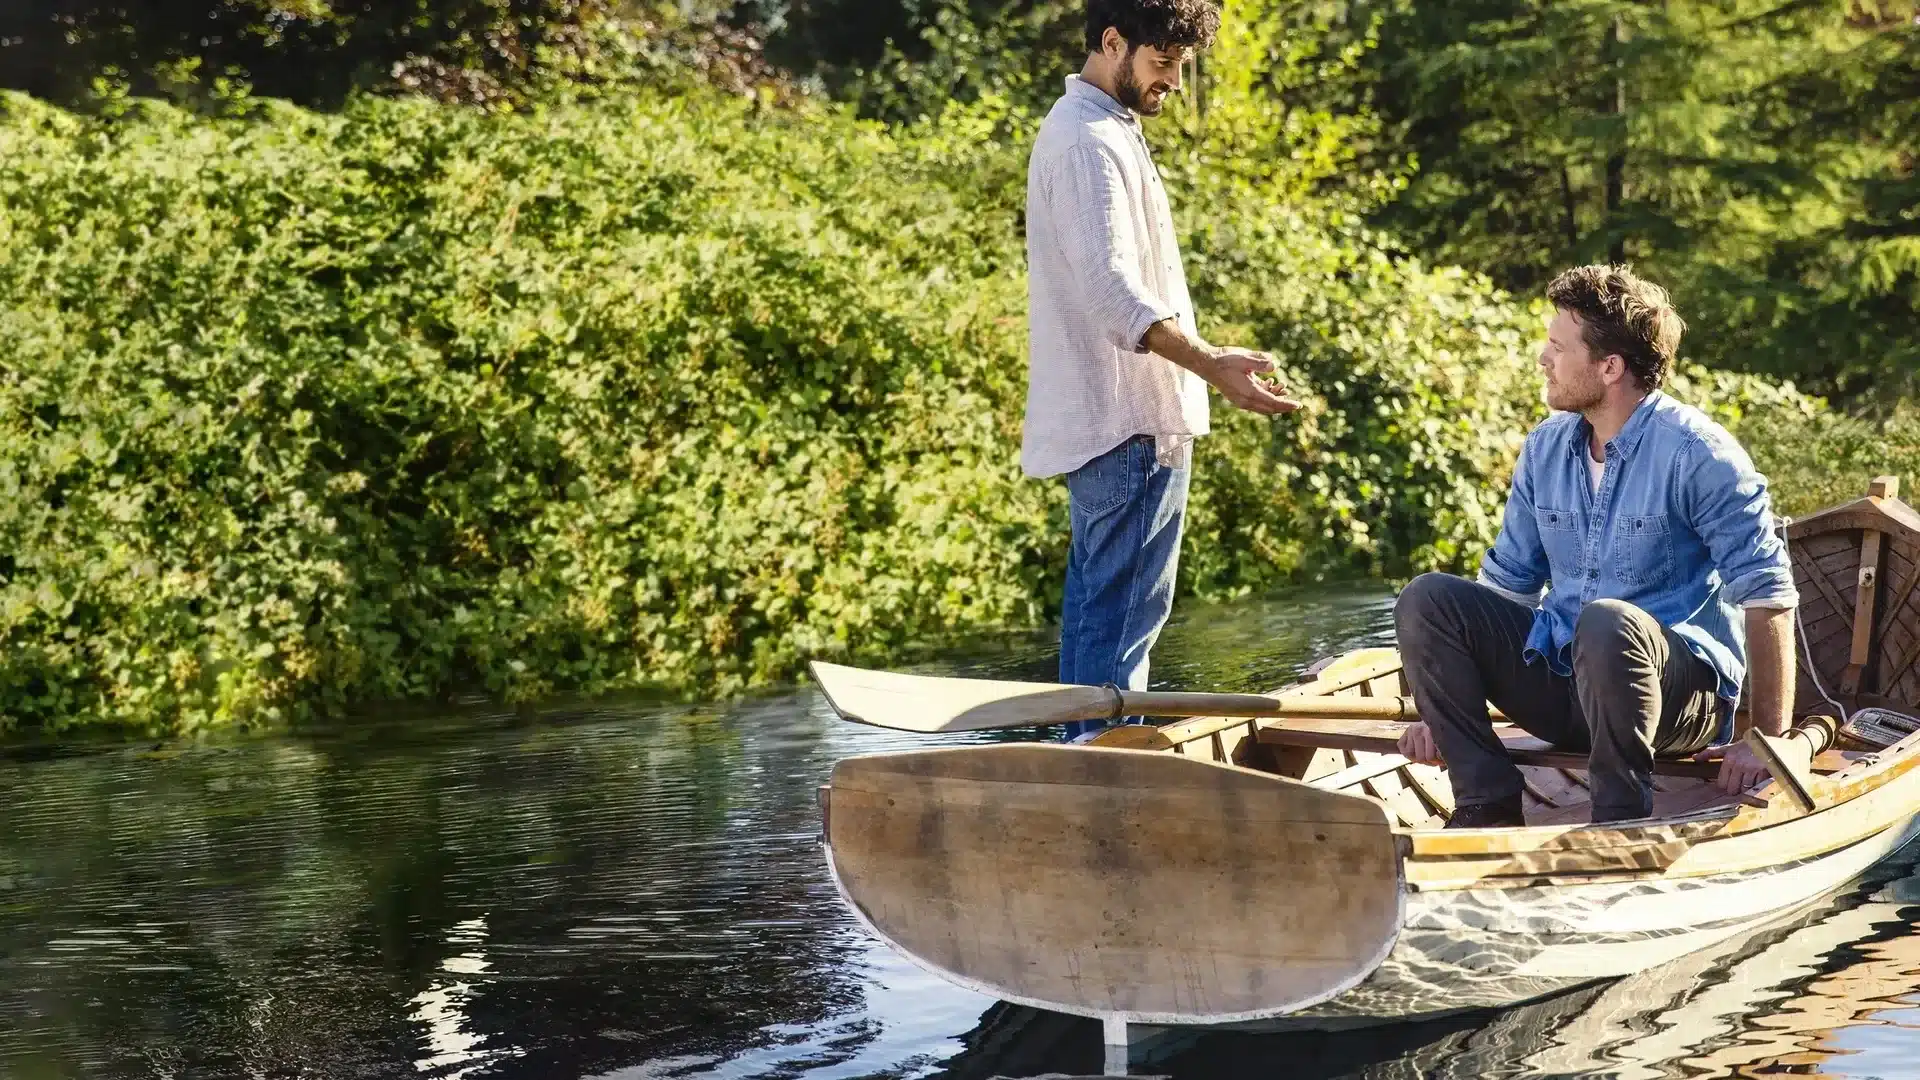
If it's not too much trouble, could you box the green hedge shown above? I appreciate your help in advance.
[0,87,1895,734]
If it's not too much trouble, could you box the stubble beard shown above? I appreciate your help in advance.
[1545,377,1604,414]
[1114,63,1163,116]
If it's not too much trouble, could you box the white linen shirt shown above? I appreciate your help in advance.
[1021,75,1206,478]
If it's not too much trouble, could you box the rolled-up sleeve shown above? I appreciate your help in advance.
[1479,438,1550,604]
[1682,430,1799,608]
[1048,142,1175,354]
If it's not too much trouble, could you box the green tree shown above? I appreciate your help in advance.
[0,0,782,108]
[1324,0,1919,400]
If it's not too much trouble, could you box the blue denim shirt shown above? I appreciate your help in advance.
[1478,392,1799,743]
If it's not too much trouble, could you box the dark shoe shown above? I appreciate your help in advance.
[1445,795,1526,829]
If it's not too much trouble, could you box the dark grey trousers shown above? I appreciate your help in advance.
[1394,573,1722,822]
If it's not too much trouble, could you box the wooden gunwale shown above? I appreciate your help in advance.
[1399,720,1920,889]
[1403,762,1920,889]
[1785,495,1920,540]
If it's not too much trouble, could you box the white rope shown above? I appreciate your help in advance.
[1777,514,1851,726]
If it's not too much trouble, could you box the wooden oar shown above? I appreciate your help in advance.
[808,661,1843,812]
[808,660,1414,734]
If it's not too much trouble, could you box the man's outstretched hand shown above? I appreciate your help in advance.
[1142,320,1302,416]
[1200,347,1302,416]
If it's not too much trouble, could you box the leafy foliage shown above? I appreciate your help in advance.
[0,88,1050,732]
[0,1,1899,734]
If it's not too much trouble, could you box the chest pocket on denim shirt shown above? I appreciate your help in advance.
[1614,514,1673,586]
[1535,506,1583,576]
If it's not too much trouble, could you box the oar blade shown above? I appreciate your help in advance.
[809,662,1119,733]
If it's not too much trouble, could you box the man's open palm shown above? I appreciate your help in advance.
[1207,348,1301,416]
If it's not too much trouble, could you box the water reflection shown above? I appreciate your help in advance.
[929,848,1920,1079]
[1,581,1916,1080]
[411,917,520,1078]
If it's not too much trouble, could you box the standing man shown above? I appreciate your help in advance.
[1393,264,1802,827]
[1025,0,1299,740]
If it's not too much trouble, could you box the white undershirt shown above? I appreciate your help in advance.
[1589,452,1604,493]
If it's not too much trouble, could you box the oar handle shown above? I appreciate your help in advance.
[1739,714,1841,813]
[1113,690,1417,721]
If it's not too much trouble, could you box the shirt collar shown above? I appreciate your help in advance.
[1571,390,1664,460]
[1064,74,1137,124]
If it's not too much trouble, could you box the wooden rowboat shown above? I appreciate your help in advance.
[812,476,1920,1074]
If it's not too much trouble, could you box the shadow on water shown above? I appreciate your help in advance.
[4,580,1920,1079]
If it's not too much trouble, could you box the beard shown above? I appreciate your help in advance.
[1113,62,1169,116]
[1545,374,1605,413]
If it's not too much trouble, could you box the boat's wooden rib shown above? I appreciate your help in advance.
[1843,489,1892,693]
[1793,547,1855,639]
[1308,753,1413,793]
[1518,766,1587,811]
[816,476,1920,1068]
[1402,762,1455,820]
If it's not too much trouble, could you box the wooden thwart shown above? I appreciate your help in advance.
[1257,717,1861,781]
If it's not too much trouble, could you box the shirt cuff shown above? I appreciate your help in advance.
[1122,302,1177,356]
[1476,572,1544,610]
[1725,565,1800,610]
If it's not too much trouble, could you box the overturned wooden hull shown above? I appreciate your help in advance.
[816,477,1920,1065]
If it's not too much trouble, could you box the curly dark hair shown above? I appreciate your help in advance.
[1084,0,1221,54]
[1545,264,1688,391]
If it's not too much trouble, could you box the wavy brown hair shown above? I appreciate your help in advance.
[1545,264,1687,391]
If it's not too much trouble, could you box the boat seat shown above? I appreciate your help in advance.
[1253,717,1863,778]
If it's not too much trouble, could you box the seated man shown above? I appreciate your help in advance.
[1395,264,1803,828]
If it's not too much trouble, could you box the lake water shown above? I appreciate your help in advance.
[4,582,1920,1079]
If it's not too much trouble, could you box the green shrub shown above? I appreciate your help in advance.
[0,84,1892,736]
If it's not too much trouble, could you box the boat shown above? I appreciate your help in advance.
[809,475,1920,1075]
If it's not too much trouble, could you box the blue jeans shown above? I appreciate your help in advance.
[1058,435,1191,741]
